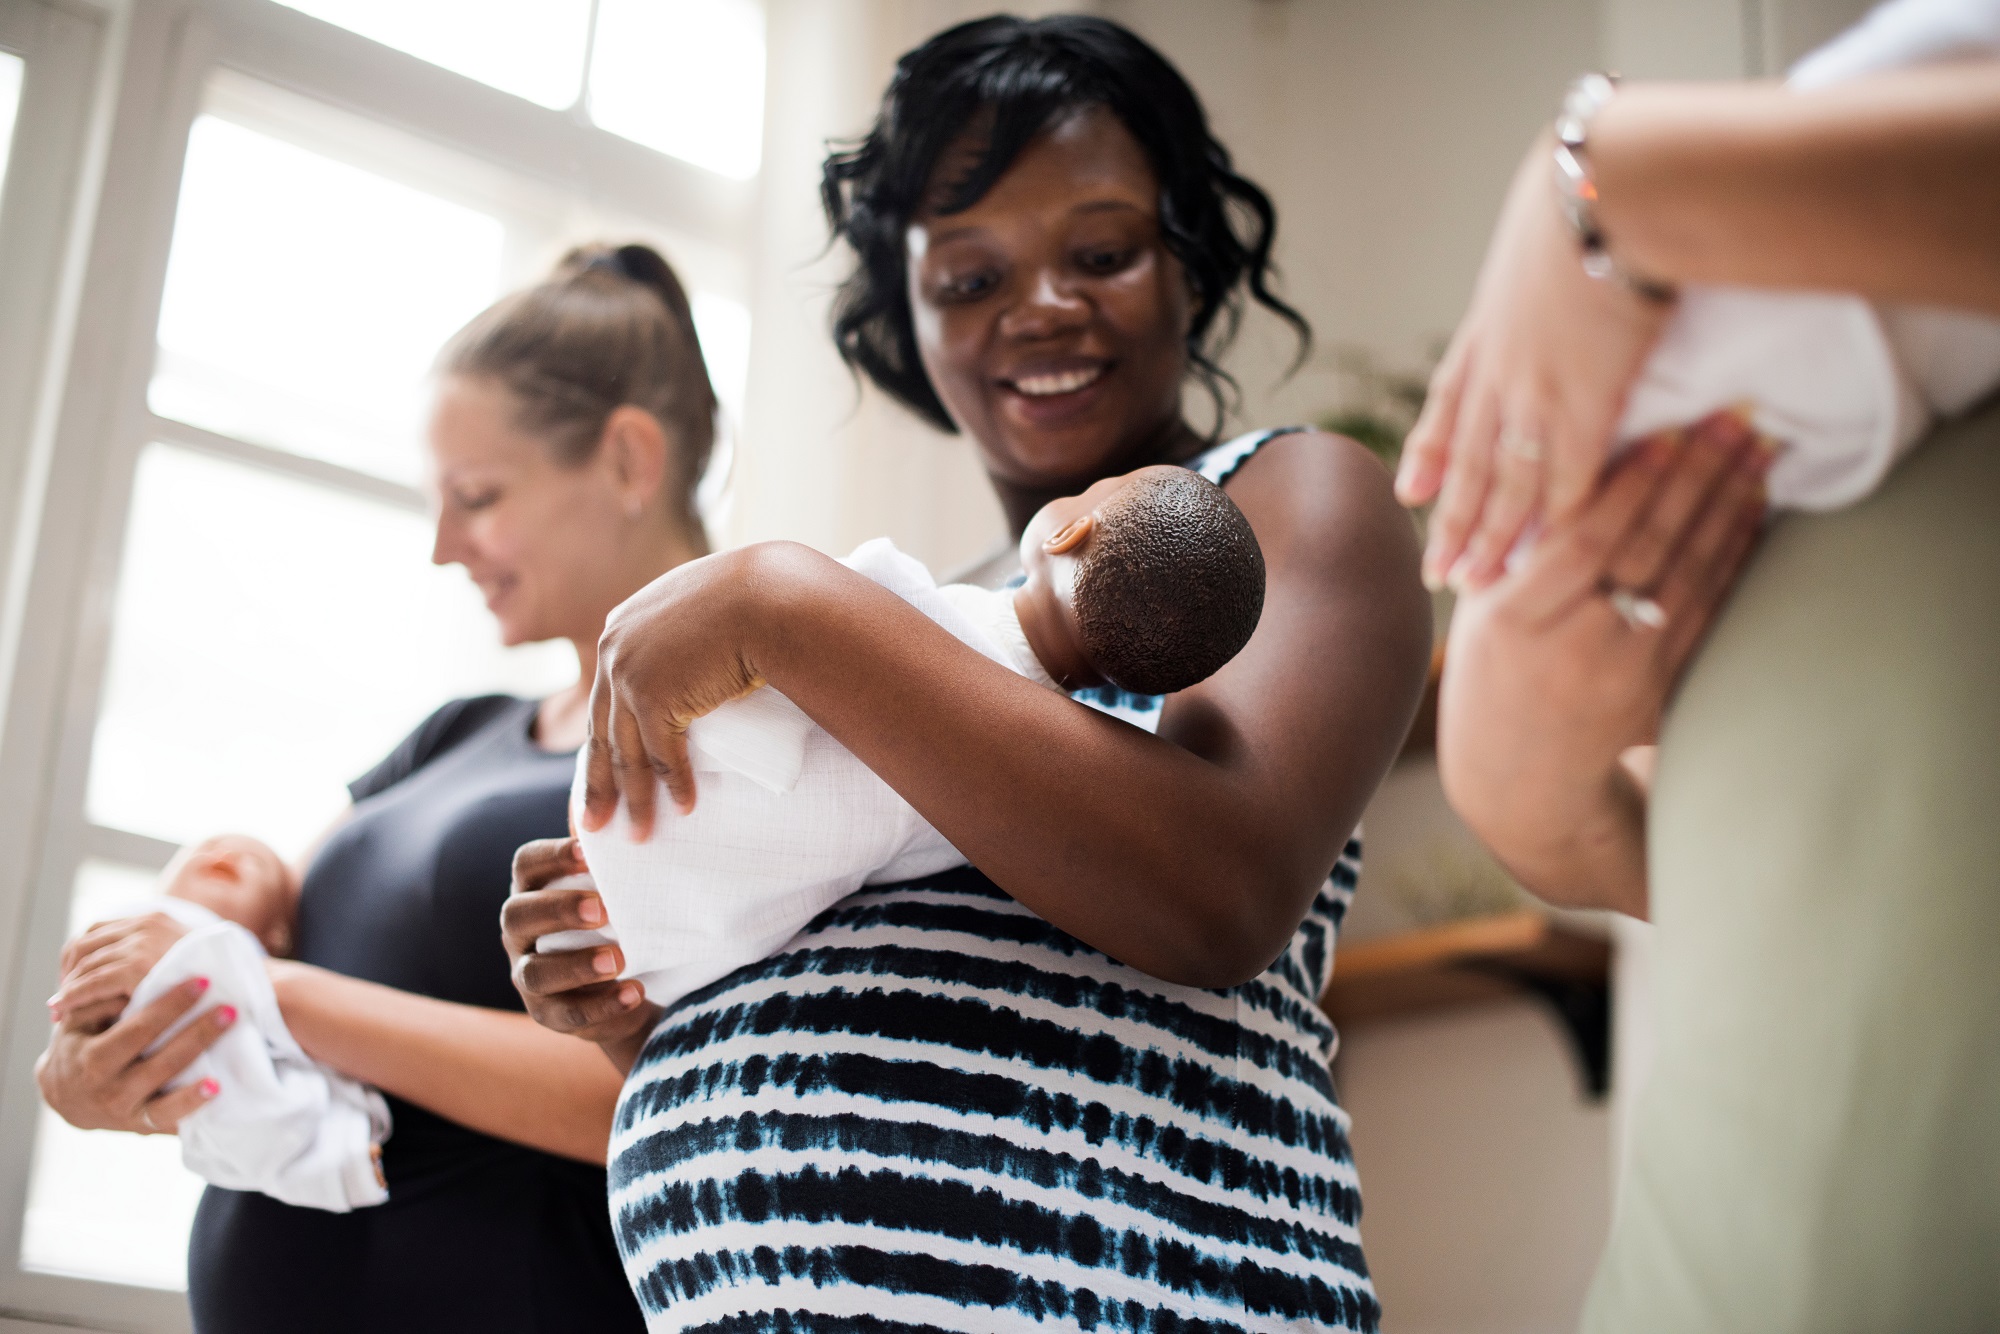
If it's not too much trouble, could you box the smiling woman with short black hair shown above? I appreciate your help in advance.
[504,16,1431,1332]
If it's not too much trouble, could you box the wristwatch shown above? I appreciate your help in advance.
[1552,72,1677,305]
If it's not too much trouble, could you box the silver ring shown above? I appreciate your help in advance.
[1607,587,1668,630]
[1499,427,1545,463]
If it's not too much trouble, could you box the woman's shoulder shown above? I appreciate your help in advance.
[1216,426,1421,582]
[349,694,530,803]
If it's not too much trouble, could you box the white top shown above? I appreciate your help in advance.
[127,899,391,1212]
[546,538,1061,1011]
[1619,0,2000,510]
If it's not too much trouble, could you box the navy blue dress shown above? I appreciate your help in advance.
[187,695,644,1334]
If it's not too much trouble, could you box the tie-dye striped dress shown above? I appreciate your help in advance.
[607,430,1380,1332]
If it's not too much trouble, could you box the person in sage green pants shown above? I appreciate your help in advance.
[1396,7,2000,1330]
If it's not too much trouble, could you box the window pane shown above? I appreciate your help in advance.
[151,116,504,485]
[86,445,572,858]
[589,0,765,180]
[20,861,205,1291]
[0,51,22,207]
[274,0,590,110]
[691,291,751,435]
[63,857,163,940]
[21,1113,203,1291]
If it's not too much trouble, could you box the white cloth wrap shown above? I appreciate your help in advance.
[544,538,1052,1010]
[127,903,390,1212]
[1617,0,2000,511]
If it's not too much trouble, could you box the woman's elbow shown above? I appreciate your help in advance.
[1144,871,1320,990]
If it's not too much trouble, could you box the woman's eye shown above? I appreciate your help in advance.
[1077,247,1136,275]
[939,269,998,302]
[456,489,501,512]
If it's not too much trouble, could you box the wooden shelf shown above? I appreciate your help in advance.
[1323,910,1614,1094]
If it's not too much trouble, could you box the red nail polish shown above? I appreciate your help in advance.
[199,1078,219,1098]
[191,977,210,994]
[215,1005,237,1025]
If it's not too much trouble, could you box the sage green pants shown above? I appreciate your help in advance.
[1584,394,2000,1334]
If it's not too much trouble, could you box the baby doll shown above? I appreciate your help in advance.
[72,835,391,1212]
[541,464,1267,1010]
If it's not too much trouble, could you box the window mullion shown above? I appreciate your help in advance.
[575,0,602,124]
[83,823,179,874]
[147,412,427,515]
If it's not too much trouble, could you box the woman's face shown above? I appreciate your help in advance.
[906,104,1194,492]
[426,375,635,647]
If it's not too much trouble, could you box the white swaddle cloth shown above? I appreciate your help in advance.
[1617,0,2000,509]
[540,538,1059,1010]
[126,900,390,1212]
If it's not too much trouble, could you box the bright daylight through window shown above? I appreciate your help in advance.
[590,0,765,179]
[150,115,506,485]
[277,0,766,178]
[274,0,593,108]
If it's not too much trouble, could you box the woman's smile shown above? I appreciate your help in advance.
[995,356,1116,428]
[1004,361,1107,397]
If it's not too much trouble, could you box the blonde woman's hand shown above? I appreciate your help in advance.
[580,550,772,838]
[1437,411,1769,914]
[49,912,189,1023]
[1397,134,1675,592]
[36,977,232,1133]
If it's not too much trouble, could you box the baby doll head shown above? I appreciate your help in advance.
[1014,465,1265,696]
[161,834,299,957]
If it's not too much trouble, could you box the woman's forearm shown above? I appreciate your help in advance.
[735,449,1429,989]
[1457,769,1650,919]
[1592,63,2000,311]
[269,962,623,1164]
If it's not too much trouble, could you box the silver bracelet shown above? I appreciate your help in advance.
[1553,72,1677,306]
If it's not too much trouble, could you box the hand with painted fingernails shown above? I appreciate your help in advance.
[36,975,234,1134]
[48,910,191,1025]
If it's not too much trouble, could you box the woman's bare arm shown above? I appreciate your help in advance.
[588,432,1430,991]
[1594,62,2000,311]
[269,961,622,1164]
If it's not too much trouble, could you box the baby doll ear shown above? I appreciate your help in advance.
[1041,514,1095,555]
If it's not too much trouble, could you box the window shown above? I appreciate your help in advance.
[151,115,506,485]
[12,62,749,1308]
[589,0,765,180]
[20,95,574,1294]
[276,0,765,178]
[0,2,755,1322]
[274,0,593,109]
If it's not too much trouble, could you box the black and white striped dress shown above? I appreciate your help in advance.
[608,430,1379,1332]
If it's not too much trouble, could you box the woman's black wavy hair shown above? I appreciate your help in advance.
[821,13,1310,435]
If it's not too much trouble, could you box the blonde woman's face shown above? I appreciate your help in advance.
[425,374,630,647]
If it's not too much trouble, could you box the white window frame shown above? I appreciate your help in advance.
[0,2,756,1328]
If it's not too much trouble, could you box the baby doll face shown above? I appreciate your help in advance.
[1013,463,1184,688]
[163,835,298,957]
